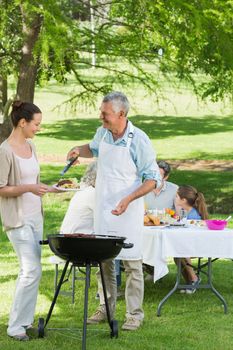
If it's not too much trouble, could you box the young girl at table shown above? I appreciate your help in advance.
[175,185,208,294]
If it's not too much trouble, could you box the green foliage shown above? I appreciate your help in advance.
[1,0,233,107]
[110,0,233,100]
[0,1,22,77]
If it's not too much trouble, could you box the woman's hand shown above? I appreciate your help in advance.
[37,184,62,194]
[30,184,49,196]
[45,185,60,193]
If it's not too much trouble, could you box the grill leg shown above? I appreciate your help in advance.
[99,262,118,338]
[45,260,70,327]
[72,265,76,304]
[54,263,58,292]
[99,262,112,326]
[82,263,91,350]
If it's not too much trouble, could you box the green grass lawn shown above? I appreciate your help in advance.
[6,70,233,163]
[35,114,233,161]
[1,257,233,350]
[1,74,233,349]
[25,72,233,162]
[0,166,232,349]
[40,163,233,215]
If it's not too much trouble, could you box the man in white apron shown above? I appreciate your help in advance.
[67,91,161,331]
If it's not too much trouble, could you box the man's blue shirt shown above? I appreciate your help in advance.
[89,120,161,184]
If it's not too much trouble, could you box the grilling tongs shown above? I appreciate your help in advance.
[60,156,78,176]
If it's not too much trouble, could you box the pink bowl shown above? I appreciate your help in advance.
[205,220,227,230]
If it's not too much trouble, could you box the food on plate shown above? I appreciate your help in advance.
[165,208,180,221]
[144,215,151,224]
[165,208,175,217]
[188,219,205,227]
[147,214,161,226]
[56,178,79,189]
[173,214,179,220]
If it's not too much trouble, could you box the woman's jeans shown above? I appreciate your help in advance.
[6,213,43,336]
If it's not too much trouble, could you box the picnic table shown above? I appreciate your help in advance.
[143,225,233,315]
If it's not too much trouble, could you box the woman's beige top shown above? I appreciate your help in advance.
[0,139,40,231]
[15,152,41,217]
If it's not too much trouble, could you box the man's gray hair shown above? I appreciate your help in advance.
[81,160,97,187]
[103,91,130,116]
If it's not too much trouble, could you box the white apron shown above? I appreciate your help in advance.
[94,123,144,260]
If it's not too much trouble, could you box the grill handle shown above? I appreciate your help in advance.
[39,240,49,245]
[116,242,133,249]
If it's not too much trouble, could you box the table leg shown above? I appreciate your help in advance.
[157,257,228,316]
[157,258,182,316]
[206,258,227,314]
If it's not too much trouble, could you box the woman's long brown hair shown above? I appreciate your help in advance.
[177,185,208,220]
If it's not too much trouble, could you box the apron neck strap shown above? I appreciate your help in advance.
[126,122,134,148]
[101,129,108,143]
[100,122,135,148]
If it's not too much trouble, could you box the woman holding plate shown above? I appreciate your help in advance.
[0,101,57,341]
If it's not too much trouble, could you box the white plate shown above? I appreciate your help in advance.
[146,225,170,229]
[169,222,186,227]
[187,220,205,227]
[52,184,80,192]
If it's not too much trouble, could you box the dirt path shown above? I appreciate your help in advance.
[38,155,92,165]
[38,154,233,171]
[168,160,233,171]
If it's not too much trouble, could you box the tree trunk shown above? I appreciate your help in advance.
[0,75,7,114]
[0,6,43,144]
[0,118,12,145]
[0,73,11,144]
[16,6,43,102]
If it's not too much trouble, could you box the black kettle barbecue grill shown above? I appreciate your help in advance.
[38,233,133,350]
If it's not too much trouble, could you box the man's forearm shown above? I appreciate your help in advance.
[69,144,93,159]
[111,180,156,215]
[127,180,156,203]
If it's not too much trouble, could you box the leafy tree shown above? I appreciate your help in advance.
[0,0,233,143]
[110,0,233,101]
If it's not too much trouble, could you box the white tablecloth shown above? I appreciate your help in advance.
[143,226,233,282]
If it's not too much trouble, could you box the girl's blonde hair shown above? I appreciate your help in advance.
[177,185,208,220]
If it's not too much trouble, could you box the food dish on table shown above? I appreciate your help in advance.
[205,219,227,230]
[145,214,160,226]
[187,220,205,227]
[144,214,169,227]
